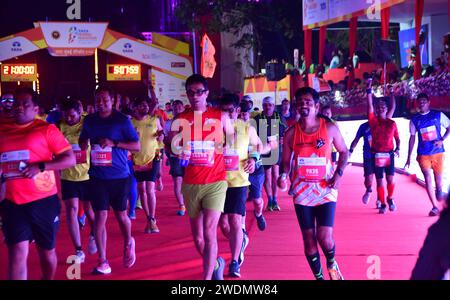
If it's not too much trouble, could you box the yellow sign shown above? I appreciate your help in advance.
[106,64,141,81]
[1,64,38,82]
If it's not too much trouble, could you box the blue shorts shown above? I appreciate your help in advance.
[224,186,248,216]
[294,202,336,230]
[248,168,265,199]
[363,156,375,177]
[169,156,185,177]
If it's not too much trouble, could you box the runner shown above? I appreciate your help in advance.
[254,96,286,211]
[163,100,186,216]
[170,74,233,280]
[349,95,395,206]
[131,97,164,233]
[0,92,15,124]
[60,99,97,263]
[278,87,349,280]
[0,88,75,280]
[366,84,401,214]
[405,92,450,216]
[79,86,139,274]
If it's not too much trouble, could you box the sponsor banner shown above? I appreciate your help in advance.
[398,25,429,68]
[38,22,108,49]
[151,68,188,104]
[0,36,40,62]
[151,32,190,56]
[303,0,404,29]
[48,47,95,56]
[103,31,192,78]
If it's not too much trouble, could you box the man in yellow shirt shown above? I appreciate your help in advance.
[60,99,96,263]
[131,97,164,234]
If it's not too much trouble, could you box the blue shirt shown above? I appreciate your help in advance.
[355,122,372,159]
[80,110,139,180]
[411,110,447,156]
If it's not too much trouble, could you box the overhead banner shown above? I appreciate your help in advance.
[101,29,193,79]
[303,0,405,29]
[36,22,108,57]
[398,25,429,68]
[0,27,47,62]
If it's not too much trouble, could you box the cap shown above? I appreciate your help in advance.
[262,96,275,105]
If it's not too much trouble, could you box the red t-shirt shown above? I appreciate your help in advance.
[176,108,226,185]
[368,112,399,152]
[0,119,71,204]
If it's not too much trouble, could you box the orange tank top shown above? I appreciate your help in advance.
[292,118,333,183]
[178,108,226,184]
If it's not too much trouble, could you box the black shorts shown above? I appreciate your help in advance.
[363,156,375,177]
[0,195,61,250]
[373,152,395,179]
[169,156,185,177]
[262,150,282,170]
[88,177,131,211]
[224,186,248,216]
[61,180,90,201]
[294,202,336,230]
[135,161,160,182]
[248,169,264,199]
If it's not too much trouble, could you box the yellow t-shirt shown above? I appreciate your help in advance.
[60,118,90,182]
[226,119,251,187]
[132,116,159,167]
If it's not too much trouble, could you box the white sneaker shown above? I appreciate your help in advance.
[362,191,371,204]
[74,250,86,264]
[88,234,97,255]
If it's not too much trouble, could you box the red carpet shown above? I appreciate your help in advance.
[0,165,440,280]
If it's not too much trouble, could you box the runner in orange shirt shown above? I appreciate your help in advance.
[0,88,75,280]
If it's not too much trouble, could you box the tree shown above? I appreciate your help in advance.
[175,0,301,73]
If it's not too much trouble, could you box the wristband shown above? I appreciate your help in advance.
[366,88,372,95]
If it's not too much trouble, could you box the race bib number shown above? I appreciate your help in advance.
[420,126,438,142]
[0,150,30,179]
[297,157,327,182]
[91,145,112,166]
[224,149,239,171]
[374,152,391,167]
[189,141,215,167]
[71,144,87,164]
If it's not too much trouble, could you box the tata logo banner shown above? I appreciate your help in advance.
[36,22,108,56]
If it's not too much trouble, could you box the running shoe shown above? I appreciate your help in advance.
[429,207,439,217]
[255,212,267,231]
[375,199,382,209]
[70,250,85,264]
[266,203,273,211]
[272,202,281,211]
[378,204,387,214]
[362,191,371,204]
[88,234,97,255]
[288,185,294,196]
[176,205,186,216]
[327,261,344,280]
[92,259,111,275]
[145,219,160,234]
[212,256,225,280]
[123,237,136,268]
[387,198,397,212]
[228,260,241,278]
[238,229,249,266]
[135,200,142,210]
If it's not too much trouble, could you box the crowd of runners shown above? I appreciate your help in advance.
[0,74,449,280]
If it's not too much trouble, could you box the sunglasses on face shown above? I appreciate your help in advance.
[1,98,14,103]
[186,89,207,97]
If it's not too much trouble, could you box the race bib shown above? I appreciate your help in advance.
[189,141,215,167]
[71,144,87,164]
[0,150,30,179]
[420,126,438,142]
[297,157,327,182]
[91,145,112,166]
[224,149,239,171]
[374,152,391,167]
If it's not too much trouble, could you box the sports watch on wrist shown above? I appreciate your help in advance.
[38,162,46,172]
